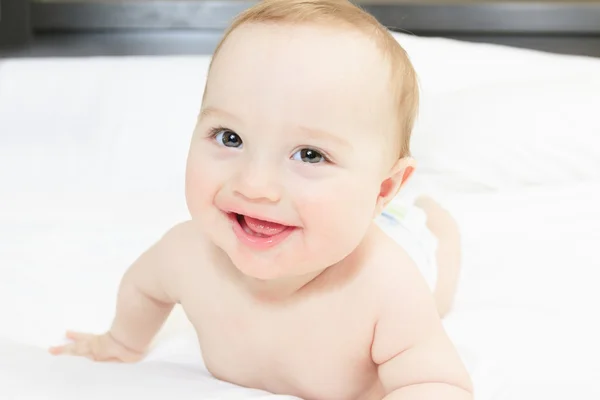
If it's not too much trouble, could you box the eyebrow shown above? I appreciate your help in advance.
[296,125,352,150]
[199,106,241,123]
[199,106,351,150]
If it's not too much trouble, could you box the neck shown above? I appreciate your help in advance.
[242,269,327,302]
[209,243,328,302]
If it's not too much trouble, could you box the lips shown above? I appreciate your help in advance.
[229,212,295,250]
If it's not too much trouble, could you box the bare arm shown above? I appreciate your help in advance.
[377,334,473,400]
[50,222,193,360]
[107,233,179,353]
[382,383,471,400]
[372,275,473,400]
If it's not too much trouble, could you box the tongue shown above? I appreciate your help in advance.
[243,216,288,236]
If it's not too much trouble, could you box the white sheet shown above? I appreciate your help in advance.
[2,35,600,399]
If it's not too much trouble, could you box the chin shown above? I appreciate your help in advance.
[228,251,295,281]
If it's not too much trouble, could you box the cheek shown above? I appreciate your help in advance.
[294,171,380,251]
[185,148,221,218]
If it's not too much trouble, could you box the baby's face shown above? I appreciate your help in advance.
[186,23,398,280]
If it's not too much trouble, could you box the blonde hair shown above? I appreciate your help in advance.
[204,0,419,158]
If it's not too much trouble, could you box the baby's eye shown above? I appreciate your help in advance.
[292,148,325,164]
[214,129,243,148]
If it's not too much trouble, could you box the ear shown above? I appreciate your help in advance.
[375,157,415,215]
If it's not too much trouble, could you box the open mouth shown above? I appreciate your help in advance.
[229,212,295,250]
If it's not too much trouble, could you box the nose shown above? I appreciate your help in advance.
[232,159,282,203]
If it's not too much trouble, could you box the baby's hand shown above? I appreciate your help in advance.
[49,331,145,363]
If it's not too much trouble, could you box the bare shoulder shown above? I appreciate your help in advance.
[160,220,204,246]
[364,226,431,302]
[356,226,440,348]
[149,220,212,288]
[364,226,441,348]
[364,227,473,396]
[155,220,211,261]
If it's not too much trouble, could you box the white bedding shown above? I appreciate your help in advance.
[1,34,600,399]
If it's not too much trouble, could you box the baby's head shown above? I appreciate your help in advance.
[186,0,419,280]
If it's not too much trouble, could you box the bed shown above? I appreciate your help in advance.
[2,2,600,400]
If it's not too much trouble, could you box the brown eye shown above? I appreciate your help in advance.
[292,148,325,164]
[215,129,243,148]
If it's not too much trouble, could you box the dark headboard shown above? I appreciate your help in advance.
[2,1,600,58]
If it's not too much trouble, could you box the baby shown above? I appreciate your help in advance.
[50,1,473,399]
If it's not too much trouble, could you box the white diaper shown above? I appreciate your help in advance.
[375,191,439,292]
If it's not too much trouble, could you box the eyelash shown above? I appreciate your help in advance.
[207,125,229,139]
[295,147,332,164]
[207,126,333,164]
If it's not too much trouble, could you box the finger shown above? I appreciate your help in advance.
[51,339,91,357]
[65,330,93,340]
[49,342,78,356]
[48,345,67,355]
[50,332,89,356]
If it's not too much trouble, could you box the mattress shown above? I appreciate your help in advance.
[1,33,600,399]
